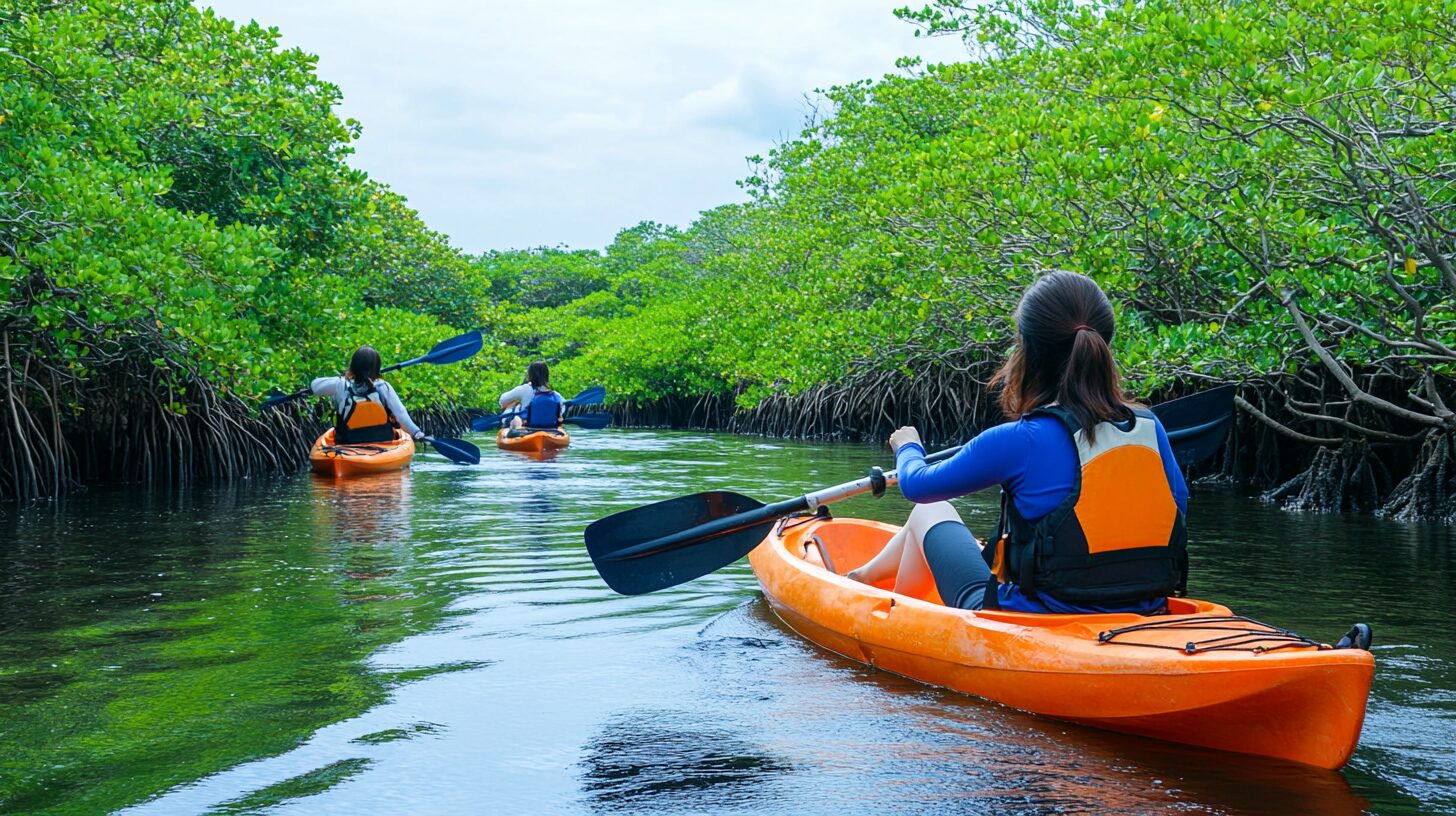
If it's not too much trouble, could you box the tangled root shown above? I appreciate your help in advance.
[1262,439,1390,514]
[1379,432,1456,523]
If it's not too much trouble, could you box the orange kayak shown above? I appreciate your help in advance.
[496,428,570,452]
[749,515,1374,769]
[309,428,414,478]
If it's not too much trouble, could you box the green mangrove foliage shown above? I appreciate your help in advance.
[0,0,507,500]
[7,0,1456,521]
[483,0,1456,520]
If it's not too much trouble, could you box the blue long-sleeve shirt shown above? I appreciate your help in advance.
[895,413,1188,614]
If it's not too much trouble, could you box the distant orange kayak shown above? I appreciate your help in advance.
[309,428,414,478]
[496,428,570,452]
[750,515,1374,769]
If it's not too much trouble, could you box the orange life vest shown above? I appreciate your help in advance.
[986,405,1188,605]
[334,380,398,445]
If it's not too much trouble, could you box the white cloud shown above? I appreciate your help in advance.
[202,0,969,251]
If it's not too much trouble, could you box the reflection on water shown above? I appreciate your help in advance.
[1,430,1452,815]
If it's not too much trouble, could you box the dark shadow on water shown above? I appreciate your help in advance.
[500,448,561,463]
[577,710,791,810]
[513,453,563,519]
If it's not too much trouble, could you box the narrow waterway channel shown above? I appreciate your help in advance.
[2,430,1452,814]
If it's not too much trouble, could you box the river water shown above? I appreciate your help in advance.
[1,430,1452,815]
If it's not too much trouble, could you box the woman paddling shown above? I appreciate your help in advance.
[499,361,564,430]
[847,271,1189,614]
[311,346,428,445]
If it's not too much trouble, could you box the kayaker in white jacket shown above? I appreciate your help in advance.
[311,346,426,444]
[500,361,564,429]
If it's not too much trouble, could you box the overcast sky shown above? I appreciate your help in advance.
[201,1,968,253]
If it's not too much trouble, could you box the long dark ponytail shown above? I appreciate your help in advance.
[990,271,1131,442]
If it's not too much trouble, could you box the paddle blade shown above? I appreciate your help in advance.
[1153,384,1237,468]
[565,412,613,429]
[425,330,483,365]
[428,436,480,465]
[585,491,768,595]
[566,385,606,406]
[382,330,484,372]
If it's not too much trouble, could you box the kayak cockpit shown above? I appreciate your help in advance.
[786,515,1232,619]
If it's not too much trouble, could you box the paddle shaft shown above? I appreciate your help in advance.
[265,330,481,409]
[380,358,419,374]
[606,446,961,563]
[603,411,1226,564]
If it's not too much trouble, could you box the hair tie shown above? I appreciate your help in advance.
[1074,325,1096,333]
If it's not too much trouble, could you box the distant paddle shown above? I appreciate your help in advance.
[470,385,607,431]
[262,331,484,410]
[585,385,1238,595]
[564,412,613,430]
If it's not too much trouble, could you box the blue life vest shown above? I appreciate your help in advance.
[524,388,563,428]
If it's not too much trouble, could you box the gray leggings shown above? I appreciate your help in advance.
[922,520,993,610]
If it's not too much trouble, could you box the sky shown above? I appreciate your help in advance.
[201,1,969,253]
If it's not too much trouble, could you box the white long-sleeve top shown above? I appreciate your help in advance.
[499,383,535,410]
[311,376,423,438]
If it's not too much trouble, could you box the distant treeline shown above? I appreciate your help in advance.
[5,0,1456,521]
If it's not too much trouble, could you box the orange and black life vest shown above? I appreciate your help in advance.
[985,405,1188,606]
[334,380,398,445]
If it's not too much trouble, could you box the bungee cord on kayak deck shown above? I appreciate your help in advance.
[1095,616,1331,655]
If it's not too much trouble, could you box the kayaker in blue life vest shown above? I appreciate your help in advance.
[311,346,428,445]
[499,361,564,430]
[847,271,1190,614]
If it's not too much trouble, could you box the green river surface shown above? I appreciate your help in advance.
[1,430,1453,815]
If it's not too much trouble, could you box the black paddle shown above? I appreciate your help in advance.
[470,386,608,431]
[262,330,484,410]
[422,435,481,466]
[585,385,1238,595]
[1149,384,1237,468]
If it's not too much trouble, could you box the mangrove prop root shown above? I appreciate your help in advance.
[1380,433,1456,523]
[1262,439,1390,514]
[607,358,1456,522]
[0,386,476,503]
